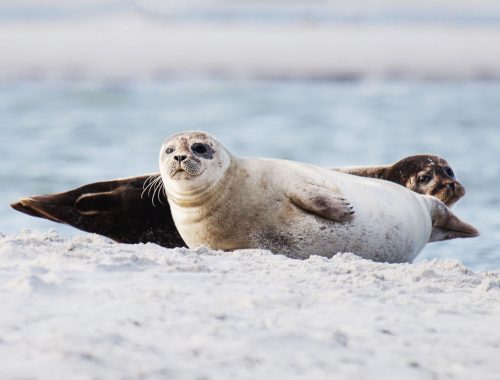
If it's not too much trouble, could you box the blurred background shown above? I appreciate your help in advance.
[0,0,499,269]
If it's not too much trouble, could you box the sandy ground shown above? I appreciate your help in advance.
[1,230,499,380]
[1,13,500,79]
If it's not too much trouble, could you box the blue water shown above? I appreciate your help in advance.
[1,79,499,270]
[1,1,500,26]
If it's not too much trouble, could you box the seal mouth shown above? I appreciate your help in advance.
[444,192,463,208]
[432,181,465,207]
[170,167,189,179]
[168,161,204,179]
[171,167,185,177]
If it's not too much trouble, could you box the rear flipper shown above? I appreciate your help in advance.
[10,174,186,248]
[425,196,479,242]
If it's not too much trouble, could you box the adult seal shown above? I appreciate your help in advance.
[160,131,478,263]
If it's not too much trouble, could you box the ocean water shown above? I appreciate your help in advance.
[0,0,499,269]
[2,0,500,25]
[1,79,499,270]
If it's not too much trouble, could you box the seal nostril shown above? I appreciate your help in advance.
[447,182,455,190]
[174,155,187,163]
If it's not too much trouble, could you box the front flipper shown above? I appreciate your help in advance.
[287,185,355,222]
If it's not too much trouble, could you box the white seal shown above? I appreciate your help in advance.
[159,131,479,263]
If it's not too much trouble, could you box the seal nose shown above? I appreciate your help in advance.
[174,155,187,163]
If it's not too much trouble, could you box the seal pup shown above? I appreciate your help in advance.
[160,131,478,263]
[11,155,466,248]
[337,155,465,208]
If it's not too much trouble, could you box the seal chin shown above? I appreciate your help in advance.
[431,181,465,207]
[170,169,204,180]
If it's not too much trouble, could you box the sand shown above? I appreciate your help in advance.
[1,230,499,379]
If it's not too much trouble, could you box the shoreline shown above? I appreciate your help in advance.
[2,13,500,80]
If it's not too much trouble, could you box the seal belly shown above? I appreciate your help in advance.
[280,176,433,263]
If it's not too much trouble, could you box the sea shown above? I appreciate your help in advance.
[0,0,499,270]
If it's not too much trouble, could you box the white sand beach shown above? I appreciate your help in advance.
[2,3,500,378]
[1,231,499,379]
[1,12,500,79]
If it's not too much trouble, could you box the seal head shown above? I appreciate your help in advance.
[337,154,465,207]
[159,131,232,203]
[387,155,465,207]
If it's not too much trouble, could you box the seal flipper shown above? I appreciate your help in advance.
[424,196,479,242]
[287,186,355,222]
[10,175,187,248]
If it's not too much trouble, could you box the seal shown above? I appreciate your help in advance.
[10,155,467,248]
[10,176,185,248]
[160,131,478,263]
[337,154,465,207]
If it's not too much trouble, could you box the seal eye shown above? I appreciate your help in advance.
[417,175,432,184]
[444,167,455,178]
[192,143,207,154]
[165,147,174,154]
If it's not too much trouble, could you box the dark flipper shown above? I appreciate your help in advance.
[10,175,186,248]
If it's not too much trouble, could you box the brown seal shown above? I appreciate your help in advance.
[337,155,465,207]
[10,154,465,248]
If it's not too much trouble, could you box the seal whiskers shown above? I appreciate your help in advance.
[141,174,167,207]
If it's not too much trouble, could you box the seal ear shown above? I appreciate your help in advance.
[335,165,392,180]
[425,196,480,242]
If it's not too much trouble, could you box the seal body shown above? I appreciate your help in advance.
[170,159,431,262]
[160,131,478,263]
